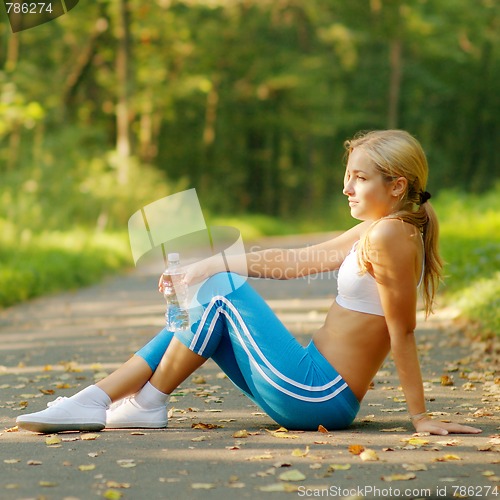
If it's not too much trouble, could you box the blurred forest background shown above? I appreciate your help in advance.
[0,0,499,332]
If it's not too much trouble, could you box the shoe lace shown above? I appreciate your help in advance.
[47,396,68,408]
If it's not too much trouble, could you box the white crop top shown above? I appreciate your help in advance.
[336,239,424,317]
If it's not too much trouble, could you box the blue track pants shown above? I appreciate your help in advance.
[136,273,359,430]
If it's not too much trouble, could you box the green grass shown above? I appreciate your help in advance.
[0,220,130,308]
[434,188,500,337]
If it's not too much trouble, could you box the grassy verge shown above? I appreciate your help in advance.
[0,220,130,308]
[433,189,500,337]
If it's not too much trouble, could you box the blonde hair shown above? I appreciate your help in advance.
[344,130,443,316]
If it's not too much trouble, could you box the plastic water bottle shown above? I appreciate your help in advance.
[162,253,190,331]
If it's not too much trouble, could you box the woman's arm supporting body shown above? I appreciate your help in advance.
[368,219,481,436]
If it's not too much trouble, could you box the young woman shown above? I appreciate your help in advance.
[17,130,481,436]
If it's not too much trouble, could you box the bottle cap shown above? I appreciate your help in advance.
[168,252,180,262]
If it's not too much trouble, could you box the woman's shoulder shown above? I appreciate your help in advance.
[365,217,419,250]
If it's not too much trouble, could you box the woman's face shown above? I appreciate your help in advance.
[343,148,396,221]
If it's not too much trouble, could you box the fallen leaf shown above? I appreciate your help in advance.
[381,473,416,482]
[78,464,96,471]
[381,427,407,432]
[436,438,462,446]
[259,483,298,492]
[39,481,58,487]
[401,437,429,447]
[278,469,306,482]
[233,429,248,438]
[45,435,62,446]
[27,460,42,465]
[318,425,328,433]
[191,422,222,430]
[247,454,273,461]
[265,428,299,439]
[106,481,131,488]
[80,433,100,441]
[191,375,206,384]
[402,463,428,471]
[5,426,18,433]
[117,459,136,468]
[433,454,462,462]
[55,383,72,389]
[328,464,351,471]
[103,489,123,500]
[4,459,21,464]
[360,449,379,461]
[191,483,216,489]
[291,446,309,457]
[348,444,365,455]
[440,375,454,386]
[482,471,496,477]
[191,436,207,442]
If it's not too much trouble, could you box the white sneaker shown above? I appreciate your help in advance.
[16,397,106,433]
[106,397,167,429]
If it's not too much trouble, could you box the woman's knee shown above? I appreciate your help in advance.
[197,272,247,302]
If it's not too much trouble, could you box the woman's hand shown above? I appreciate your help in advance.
[413,416,482,436]
[158,256,221,293]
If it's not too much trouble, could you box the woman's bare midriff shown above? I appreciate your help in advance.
[312,302,391,402]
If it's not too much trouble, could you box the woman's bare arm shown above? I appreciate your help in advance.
[180,220,372,285]
[368,219,481,435]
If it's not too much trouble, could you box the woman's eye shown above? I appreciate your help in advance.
[357,176,366,181]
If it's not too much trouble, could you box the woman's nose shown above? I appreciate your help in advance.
[343,181,353,196]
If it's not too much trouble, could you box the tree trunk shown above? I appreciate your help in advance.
[388,37,402,129]
[116,0,132,185]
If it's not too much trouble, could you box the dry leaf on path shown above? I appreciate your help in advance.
[247,454,273,461]
[191,422,222,430]
[348,444,365,455]
[278,469,306,482]
[328,464,351,471]
[103,490,123,500]
[403,463,428,471]
[259,483,299,492]
[381,473,416,482]
[265,428,299,439]
[81,433,100,441]
[191,483,216,489]
[233,429,248,438]
[291,446,309,457]
[360,449,379,461]
[433,454,462,462]
[78,464,96,471]
[45,435,61,446]
[117,459,136,468]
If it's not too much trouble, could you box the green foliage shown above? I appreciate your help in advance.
[434,187,500,336]
[0,219,130,308]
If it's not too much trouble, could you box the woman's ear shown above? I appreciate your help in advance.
[392,177,408,198]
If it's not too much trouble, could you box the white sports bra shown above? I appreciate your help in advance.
[336,238,424,317]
